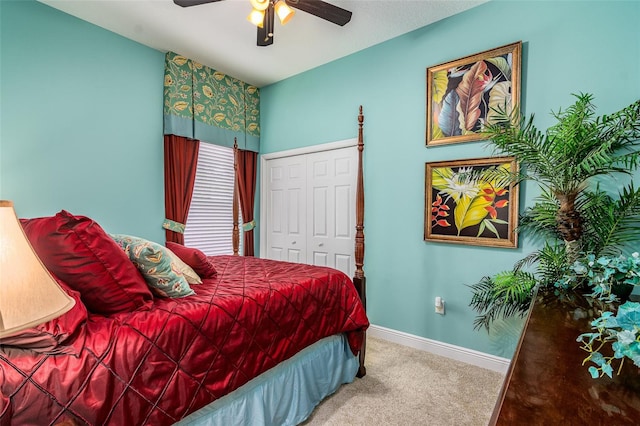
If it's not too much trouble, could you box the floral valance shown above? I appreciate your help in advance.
[163,51,260,152]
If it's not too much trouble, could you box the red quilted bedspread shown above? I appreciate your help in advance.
[0,256,369,425]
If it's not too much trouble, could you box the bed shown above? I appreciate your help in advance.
[0,107,368,425]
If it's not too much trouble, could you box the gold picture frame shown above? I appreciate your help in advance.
[425,156,519,248]
[426,41,522,146]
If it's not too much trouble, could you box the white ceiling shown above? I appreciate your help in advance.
[39,0,485,87]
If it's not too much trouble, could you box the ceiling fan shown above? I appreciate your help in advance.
[173,0,352,47]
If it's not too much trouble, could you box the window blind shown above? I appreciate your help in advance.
[184,142,242,255]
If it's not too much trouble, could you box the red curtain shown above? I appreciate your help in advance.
[164,135,199,245]
[236,149,258,256]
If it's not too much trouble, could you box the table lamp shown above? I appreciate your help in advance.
[0,200,75,338]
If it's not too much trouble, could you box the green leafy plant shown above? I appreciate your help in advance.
[470,242,563,330]
[469,270,536,330]
[577,300,640,379]
[469,94,640,333]
[557,252,640,302]
[554,252,640,379]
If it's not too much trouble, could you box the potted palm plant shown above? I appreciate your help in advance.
[469,93,640,338]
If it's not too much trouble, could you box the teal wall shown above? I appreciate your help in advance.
[0,0,165,241]
[260,0,640,357]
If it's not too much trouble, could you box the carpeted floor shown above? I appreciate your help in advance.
[302,337,505,426]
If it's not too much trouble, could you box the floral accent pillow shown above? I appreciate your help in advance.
[166,250,202,285]
[110,234,195,298]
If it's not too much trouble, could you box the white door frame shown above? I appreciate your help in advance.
[259,138,358,259]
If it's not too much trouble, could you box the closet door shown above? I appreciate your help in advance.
[262,142,358,277]
[264,155,307,263]
[306,147,357,277]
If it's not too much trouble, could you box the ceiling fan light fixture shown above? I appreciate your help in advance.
[249,0,270,11]
[172,0,353,47]
[274,0,295,25]
[247,8,265,27]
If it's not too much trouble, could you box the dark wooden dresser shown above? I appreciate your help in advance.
[490,288,640,425]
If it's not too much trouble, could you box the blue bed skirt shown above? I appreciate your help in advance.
[175,334,359,426]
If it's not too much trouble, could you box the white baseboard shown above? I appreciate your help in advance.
[368,324,511,375]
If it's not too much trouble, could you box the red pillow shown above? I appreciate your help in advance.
[0,279,88,353]
[166,242,217,278]
[20,211,153,315]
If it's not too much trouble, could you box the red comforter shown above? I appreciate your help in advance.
[0,256,369,425]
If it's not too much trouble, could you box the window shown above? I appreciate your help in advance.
[184,143,242,255]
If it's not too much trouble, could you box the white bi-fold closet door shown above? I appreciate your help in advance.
[260,140,358,277]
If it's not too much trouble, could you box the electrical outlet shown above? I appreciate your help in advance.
[435,297,445,315]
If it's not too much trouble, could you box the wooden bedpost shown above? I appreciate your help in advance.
[232,138,240,256]
[353,105,367,378]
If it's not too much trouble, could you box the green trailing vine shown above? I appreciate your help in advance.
[577,300,640,379]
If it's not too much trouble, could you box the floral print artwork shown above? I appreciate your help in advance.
[426,42,521,146]
[425,157,518,248]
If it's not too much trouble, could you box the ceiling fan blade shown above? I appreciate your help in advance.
[257,5,274,46]
[286,0,352,26]
[173,0,224,7]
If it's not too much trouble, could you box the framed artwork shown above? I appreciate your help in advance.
[425,156,519,248]
[426,41,522,146]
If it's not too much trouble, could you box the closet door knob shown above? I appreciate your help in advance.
[319,243,324,247]
[291,241,297,245]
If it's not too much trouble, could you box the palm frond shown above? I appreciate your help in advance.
[580,183,640,256]
[484,95,640,197]
[484,107,560,191]
[598,99,640,152]
[512,242,568,287]
[517,189,561,240]
[468,271,537,331]
[513,250,542,272]
[535,243,569,287]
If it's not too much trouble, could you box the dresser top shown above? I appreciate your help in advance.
[490,288,640,425]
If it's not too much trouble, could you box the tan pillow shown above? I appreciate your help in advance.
[167,249,202,284]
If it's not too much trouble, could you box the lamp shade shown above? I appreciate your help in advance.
[249,0,269,11]
[274,0,295,25]
[247,8,265,27]
[0,200,75,338]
